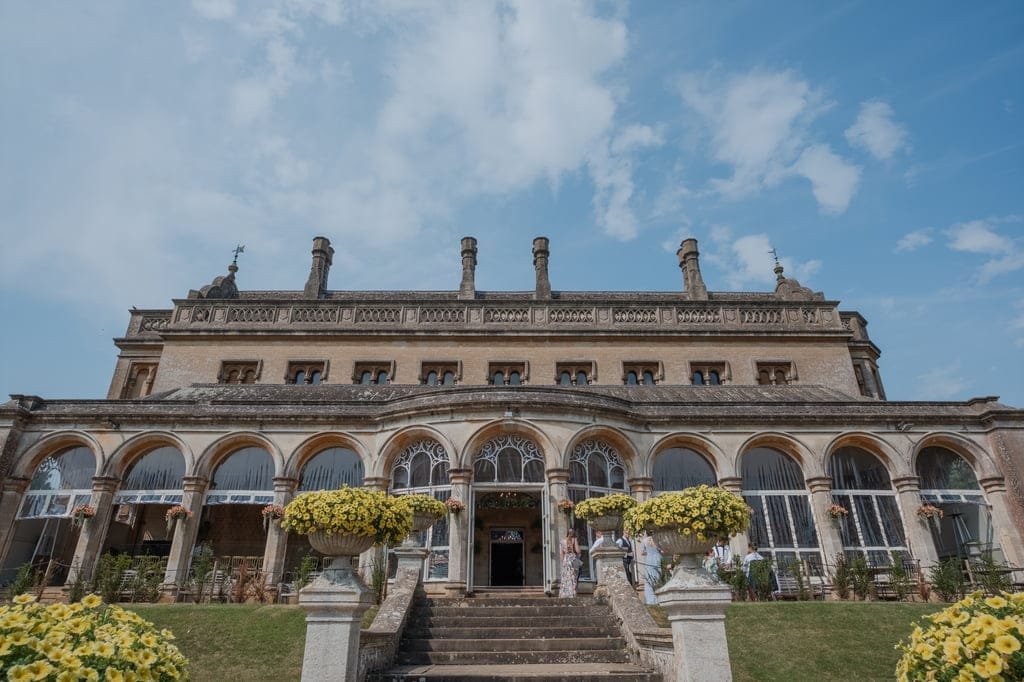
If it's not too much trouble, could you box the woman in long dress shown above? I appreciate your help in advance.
[558,529,581,597]
[640,533,664,605]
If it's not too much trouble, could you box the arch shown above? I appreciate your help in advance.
[377,426,457,480]
[103,431,195,479]
[910,432,999,480]
[390,439,451,490]
[285,431,371,480]
[736,432,817,478]
[827,447,893,491]
[196,431,284,480]
[567,439,627,490]
[298,447,364,492]
[12,430,104,480]
[458,419,558,472]
[647,433,728,479]
[651,448,718,492]
[823,432,905,480]
[472,434,546,484]
[563,426,639,478]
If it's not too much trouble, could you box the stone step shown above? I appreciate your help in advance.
[402,637,626,653]
[416,605,611,618]
[417,597,592,608]
[371,663,662,681]
[396,650,634,666]
[415,615,618,629]
[405,625,621,639]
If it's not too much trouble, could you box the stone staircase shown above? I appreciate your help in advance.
[373,594,662,681]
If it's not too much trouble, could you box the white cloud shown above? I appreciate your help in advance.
[915,364,969,400]
[702,228,823,290]
[895,228,933,253]
[192,0,236,21]
[844,100,909,160]
[678,68,859,214]
[945,217,1024,283]
[793,144,860,214]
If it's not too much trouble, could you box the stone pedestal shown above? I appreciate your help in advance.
[657,561,733,682]
[299,556,375,682]
[592,543,626,585]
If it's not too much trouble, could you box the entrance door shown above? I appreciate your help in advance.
[490,528,524,586]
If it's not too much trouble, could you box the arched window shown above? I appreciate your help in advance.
[742,447,820,568]
[625,371,638,385]
[559,372,572,386]
[206,447,274,505]
[708,371,720,385]
[492,371,505,386]
[19,447,96,519]
[575,371,588,386]
[917,446,995,560]
[376,371,389,385]
[425,371,438,386]
[299,447,364,492]
[692,371,704,386]
[114,446,185,505]
[568,440,628,581]
[310,371,321,385]
[829,447,906,565]
[473,435,545,483]
[293,370,306,385]
[360,371,373,385]
[642,371,656,385]
[391,440,451,580]
[507,371,520,386]
[442,371,455,385]
[652,447,717,492]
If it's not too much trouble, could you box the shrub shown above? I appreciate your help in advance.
[295,554,320,592]
[748,557,775,601]
[849,554,874,601]
[830,553,851,600]
[0,593,189,680]
[896,591,1024,681]
[8,563,35,600]
[94,553,133,604]
[930,558,965,603]
[973,552,1013,597]
[889,552,912,602]
[189,545,215,603]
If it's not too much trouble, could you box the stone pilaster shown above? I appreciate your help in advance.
[806,476,843,564]
[445,468,471,596]
[67,476,120,584]
[262,476,298,585]
[718,477,747,559]
[979,476,1024,567]
[628,476,654,503]
[0,477,30,568]
[547,467,570,593]
[161,476,208,600]
[892,476,939,568]
[359,477,391,581]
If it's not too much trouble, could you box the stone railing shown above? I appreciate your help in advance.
[147,300,849,336]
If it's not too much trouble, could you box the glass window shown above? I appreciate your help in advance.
[508,372,520,386]
[299,447,364,491]
[360,371,372,385]
[708,371,720,385]
[122,446,185,491]
[473,435,545,483]
[652,448,717,492]
[376,371,388,385]
[310,371,321,384]
[829,447,906,562]
[692,371,704,386]
[442,371,455,385]
[493,371,505,386]
[212,447,273,493]
[426,371,438,386]
[569,440,628,580]
[642,371,656,385]
[294,370,306,385]
[576,371,588,386]
[918,447,996,560]
[742,447,820,562]
[391,440,452,581]
[559,372,572,386]
[625,371,638,385]
[28,447,95,491]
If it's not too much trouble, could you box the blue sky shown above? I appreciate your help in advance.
[1,1,1022,406]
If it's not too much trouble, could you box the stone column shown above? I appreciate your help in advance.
[67,476,120,584]
[979,476,1024,568]
[0,477,30,568]
[445,468,471,596]
[592,542,626,587]
[547,468,570,594]
[360,477,390,584]
[892,476,939,568]
[718,477,747,562]
[657,567,733,682]
[806,476,843,565]
[299,552,376,682]
[262,476,298,586]
[628,476,654,503]
[161,476,208,600]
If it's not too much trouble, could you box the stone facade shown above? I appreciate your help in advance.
[1,236,1022,597]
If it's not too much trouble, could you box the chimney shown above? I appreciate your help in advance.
[677,238,708,300]
[533,237,551,299]
[458,236,478,299]
[303,236,334,299]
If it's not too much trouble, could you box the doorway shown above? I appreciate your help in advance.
[490,529,524,586]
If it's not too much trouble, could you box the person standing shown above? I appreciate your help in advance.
[617,530,636,586]
[639,533,664,605]
[703,548,719,577]
[714,537,732,569]
[559,529,581,597]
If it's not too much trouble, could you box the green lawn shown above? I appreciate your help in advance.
[130,602,938,682]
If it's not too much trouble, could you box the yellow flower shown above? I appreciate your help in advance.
[106,669,125,682]
[7,665,34,682]
[985,596,1008,609]
[992,634,1020,654]
[80,594,103,609]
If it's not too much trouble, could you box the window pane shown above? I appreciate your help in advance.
[299,448,364,491]
[523,459,545,482]
[576,371,588,385]
[744,495,769,548]
[876,496,906,546]
[766,496,793,547]
[430,461,450,486]
[653,448,716,491]
[409,452,431,487]
[310,371,321,384]
[496,448,521,481]
[493,371,504,385]
[626,371,638,385]
[789,496,819,548]
[30,447,95,491]
[917,447,980,490]
[123,447,185,491]
[570,461,587,484]
[442,372,454,385]
[854,495,884,547]
[376,372,388,385]
[560,372,571,386]
[508,372,520,386]
[834,494,859,547]
[426,371,438,386]
[294,370,305,385]
[360,372,372,384]
[742,448,805,490]
[474,459,494,483]
[692,371,704,386]
[708,371,720,385]
[212,447,273,491]
[829,447,892,490]
[587,454,608,488]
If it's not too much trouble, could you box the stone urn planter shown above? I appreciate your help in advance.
[650,527,712,575]
[587,514,623,533]
[307,532,375,587]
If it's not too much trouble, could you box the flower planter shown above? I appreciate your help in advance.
[411,511,438,533]
[650,526,713,575]
[308,532,375,558]
[587,514,623,533]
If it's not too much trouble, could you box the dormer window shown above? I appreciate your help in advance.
[756,361,795,385]
[353,361,394,385]
[623,362,662,386]
[421,361,461,386]
[288,361,328,385]
[219,360,261,384]
[690,362,729,386]
[555,362,595,386]
[489,361,528,385]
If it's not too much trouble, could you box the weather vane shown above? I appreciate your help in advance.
[232,244,245,265]
[768,247,779,266]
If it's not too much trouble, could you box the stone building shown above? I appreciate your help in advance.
[1,235,1022,598]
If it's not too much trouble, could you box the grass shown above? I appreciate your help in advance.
[129,602,938,681]
[131,604,378,682]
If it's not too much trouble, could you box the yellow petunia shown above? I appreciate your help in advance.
[992,634,1020,654]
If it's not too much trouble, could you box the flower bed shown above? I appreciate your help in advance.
[573,493,637,520]
[0,593,189,680]
[281,486,412,546]
[896,591,1023,680]
[624,484,750,542]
